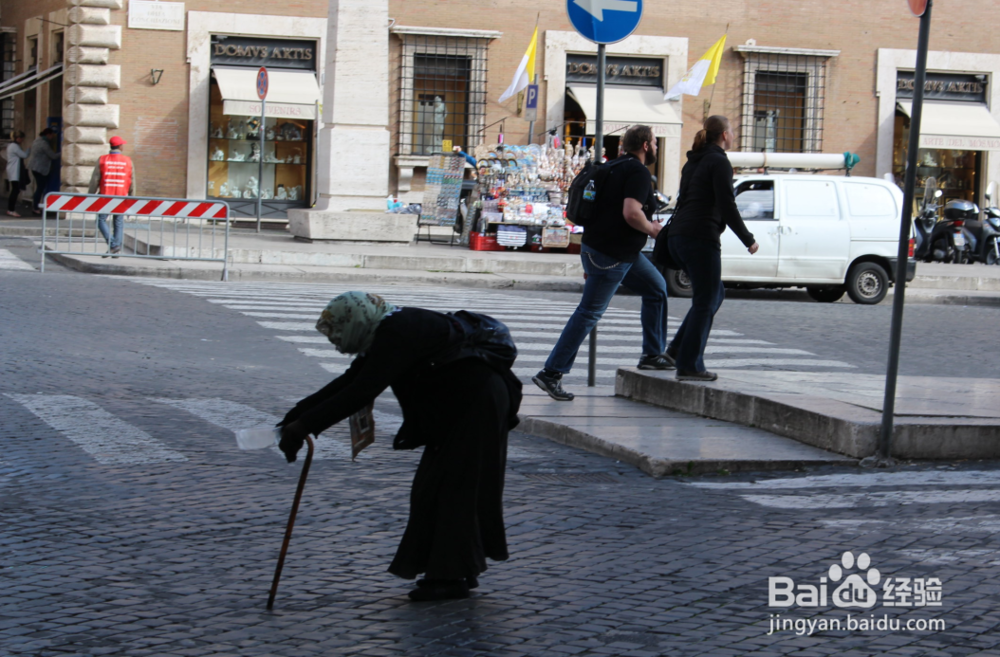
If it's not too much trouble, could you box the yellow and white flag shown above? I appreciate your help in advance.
[499,26,538,103]
[664,35,727,101]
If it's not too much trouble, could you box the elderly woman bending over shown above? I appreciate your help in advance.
[278,292,522,601]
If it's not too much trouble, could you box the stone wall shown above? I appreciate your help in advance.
[61,0,122,193]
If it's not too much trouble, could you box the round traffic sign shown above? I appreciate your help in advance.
[908,0,928,15]
[566,0,644,44]
[256,67,268,101]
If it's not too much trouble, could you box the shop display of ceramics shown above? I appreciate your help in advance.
[275,185,288,200]
[211,146,225,161]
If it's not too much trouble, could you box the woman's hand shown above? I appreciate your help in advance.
[747,242,760,255]
[278,420,310,463]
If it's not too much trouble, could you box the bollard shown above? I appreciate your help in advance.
[588,325,597,387]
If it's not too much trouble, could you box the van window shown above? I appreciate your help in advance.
[784,180,839,218]
[844,183,897,218]
[735,180,775,220]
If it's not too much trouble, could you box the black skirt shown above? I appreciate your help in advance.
[388,365,510,580]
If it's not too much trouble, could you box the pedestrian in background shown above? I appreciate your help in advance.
[88,136,135,257]
[277,292,522,601]
[29,128,60,215]
[533,124,672,402]
[658,115,759,381]
[5,130,29,217]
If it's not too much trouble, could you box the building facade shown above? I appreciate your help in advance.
[2,0,999,220]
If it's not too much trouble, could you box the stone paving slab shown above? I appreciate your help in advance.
[517,387,853,477]
[616,369,1000,460]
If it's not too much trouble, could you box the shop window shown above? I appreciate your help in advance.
[207,80,312,216]
[737,48,835,154]
[395,33,490,157]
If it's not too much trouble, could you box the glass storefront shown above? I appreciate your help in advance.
[893,113,981,205]
[207,36,319,220]
[207,83,311,209]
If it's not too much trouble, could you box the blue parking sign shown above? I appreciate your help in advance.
[526,84,539,110]
[566,0,643,44]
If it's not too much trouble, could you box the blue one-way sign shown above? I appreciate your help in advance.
[567,0,643,44]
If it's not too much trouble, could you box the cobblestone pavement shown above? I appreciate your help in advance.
[3,270,1000,656]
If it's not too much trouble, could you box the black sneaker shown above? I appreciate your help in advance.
[677,370,718,382]
[638,353,676,370]
[532,370,575,401]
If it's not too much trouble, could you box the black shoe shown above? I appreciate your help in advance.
[417,576,479,590]
[638,353,676,370]
[408,579,470,601]
[532,370,574,401]
[110,247,121,258]
[677,370,718,382]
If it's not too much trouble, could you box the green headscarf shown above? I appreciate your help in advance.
[315,291,398,354]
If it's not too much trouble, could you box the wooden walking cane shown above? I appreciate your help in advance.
[267,434,315,610]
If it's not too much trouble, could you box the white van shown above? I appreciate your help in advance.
[651,174,915,305]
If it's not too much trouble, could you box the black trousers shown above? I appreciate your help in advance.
[32,171,50,211]
[7,183,22,212]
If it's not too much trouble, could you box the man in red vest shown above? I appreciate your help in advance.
[88,135,136,257]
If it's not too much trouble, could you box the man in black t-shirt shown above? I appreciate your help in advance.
[533,125,672,402]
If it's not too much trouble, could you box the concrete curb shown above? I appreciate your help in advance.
[518,415,855,477]
[615,368,1000,460]
[47,251,588,292]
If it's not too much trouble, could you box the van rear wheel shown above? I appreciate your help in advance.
[846,262,889,304]
[806,287,845,303]
[664,268,693,298]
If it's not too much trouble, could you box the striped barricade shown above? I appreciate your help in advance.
[40,192,231,281]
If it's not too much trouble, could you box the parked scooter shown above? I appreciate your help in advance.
[912,178,948,262]
[960,181,1000,265]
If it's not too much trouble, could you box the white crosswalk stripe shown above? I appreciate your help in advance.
[688,470,1000,536]
[151,397,359,460]
[0,248,34,271]
[6,394,187,465]
[129,280,856,385]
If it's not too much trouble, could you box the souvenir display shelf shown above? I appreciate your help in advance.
[469,136,594,252]
[207,116,311,204]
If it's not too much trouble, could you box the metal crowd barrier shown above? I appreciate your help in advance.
[40,192,231,281]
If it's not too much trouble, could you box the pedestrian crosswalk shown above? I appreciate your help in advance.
[687,469,1000,538]
[0,248,34,271]
[129,280,855,387]
[4,394,540,467]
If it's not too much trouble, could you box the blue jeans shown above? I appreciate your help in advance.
[667,235,725,372]
[544,243,668,374]
[97,214,123,250]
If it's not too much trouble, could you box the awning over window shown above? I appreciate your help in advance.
[897,100,1000,151]
[0,64,64,102]
[212,67,320,120]
[567,85,683,138]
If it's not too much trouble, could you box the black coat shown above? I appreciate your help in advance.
[281,307,521,580]
[667,143,755,247]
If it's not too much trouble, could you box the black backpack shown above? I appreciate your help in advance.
[565,157,630,227]
[441,310,518,372]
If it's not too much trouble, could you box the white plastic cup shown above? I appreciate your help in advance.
[235,426,281,450]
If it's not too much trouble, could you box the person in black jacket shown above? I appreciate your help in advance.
[277,292,522,601]
[661,116,759,381]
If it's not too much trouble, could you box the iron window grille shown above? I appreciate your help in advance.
[736,47,838,154]
[394,32,490,157]
[1,33,14,136]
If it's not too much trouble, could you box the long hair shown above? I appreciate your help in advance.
[692,115,729,151]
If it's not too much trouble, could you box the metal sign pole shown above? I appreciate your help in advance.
[878,0,933,461]
[257,98,265,233]
[587,44,606,388]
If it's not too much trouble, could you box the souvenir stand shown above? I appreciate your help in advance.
[468,137,594,252]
